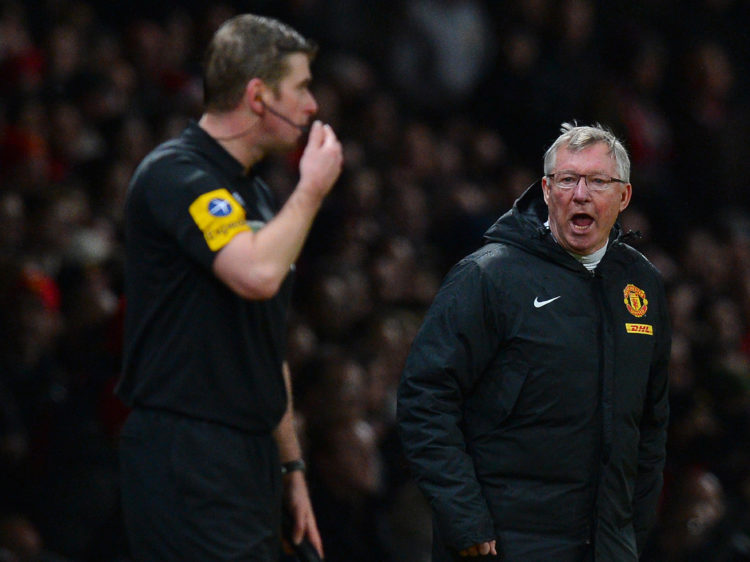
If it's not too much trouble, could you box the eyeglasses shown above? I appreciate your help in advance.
[546,171,628,191]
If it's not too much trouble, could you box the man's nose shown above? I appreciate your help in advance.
[306,92,319,116]
[572,176,592,199]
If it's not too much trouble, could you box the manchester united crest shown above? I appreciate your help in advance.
[623,284,648,318]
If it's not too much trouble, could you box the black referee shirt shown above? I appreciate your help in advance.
[117,121,291,433]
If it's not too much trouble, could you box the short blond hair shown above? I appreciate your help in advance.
[202,14,317,111]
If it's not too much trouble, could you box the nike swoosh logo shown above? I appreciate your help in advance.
[533,296,561,308]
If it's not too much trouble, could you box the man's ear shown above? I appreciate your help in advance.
[541,176,550,205]
[246,78,266,115]
[619,183,633,212]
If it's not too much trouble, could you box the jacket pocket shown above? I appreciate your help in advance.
[465,363,529,430]
[494,367,529,424]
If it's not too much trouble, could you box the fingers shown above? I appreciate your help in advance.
[298,120,342,200]
[292,506,305,545]
[321,123,338,146]
[306,120,338,148]
[458,540,497,557]
[307,120,324,145]
[292,505,325,559]
[305,514,324,558]
[459,544,480,556]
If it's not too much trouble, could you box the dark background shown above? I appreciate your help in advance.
[1,1,749,560]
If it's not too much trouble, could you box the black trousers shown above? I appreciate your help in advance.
[119,409,282,561]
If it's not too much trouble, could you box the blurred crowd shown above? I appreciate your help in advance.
[1,0,750,560]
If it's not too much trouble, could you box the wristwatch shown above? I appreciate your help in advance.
[281,459,306,475]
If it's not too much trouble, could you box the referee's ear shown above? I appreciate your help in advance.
[246,78,266,116]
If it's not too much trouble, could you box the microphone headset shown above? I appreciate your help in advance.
[208,95,309,142]
[260,99,310,134]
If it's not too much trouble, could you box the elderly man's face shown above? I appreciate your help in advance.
[542,142,631,255]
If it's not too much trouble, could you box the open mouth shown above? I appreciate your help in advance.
[571,213,594,231]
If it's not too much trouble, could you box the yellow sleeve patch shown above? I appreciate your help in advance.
[625,323,653,335]
[188,189,251,251]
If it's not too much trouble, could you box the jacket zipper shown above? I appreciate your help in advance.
[587,268,616,556]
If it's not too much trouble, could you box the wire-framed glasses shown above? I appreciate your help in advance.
[546,171,627,191]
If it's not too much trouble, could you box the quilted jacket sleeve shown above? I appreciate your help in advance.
[397,257,503,552]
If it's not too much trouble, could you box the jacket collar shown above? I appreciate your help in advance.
[181,120,247,178]
[483,181,630,271]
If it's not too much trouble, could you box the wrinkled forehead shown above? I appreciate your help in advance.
[553,141,618,172]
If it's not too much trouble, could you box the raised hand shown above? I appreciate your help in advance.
[298,120,343,200]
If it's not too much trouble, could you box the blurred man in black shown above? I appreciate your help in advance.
[117,14,342,561]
